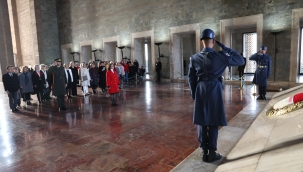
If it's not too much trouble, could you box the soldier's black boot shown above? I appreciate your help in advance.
[206,150,222,163]
[257,95,263,100]
[202,149,208,162]
[262,95,267,100]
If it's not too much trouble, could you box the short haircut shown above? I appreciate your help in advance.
[6,65,14,70]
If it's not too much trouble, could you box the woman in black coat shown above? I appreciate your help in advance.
[98,61,107,93]
[89,63,99,94]
[69,61,79,96]
[32,65,46,104]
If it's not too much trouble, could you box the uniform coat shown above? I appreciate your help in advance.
[188,48,244,126]
[19,72,34,94]
[48,65,67,96]
[249,53,272,86]
[106,69,120,94]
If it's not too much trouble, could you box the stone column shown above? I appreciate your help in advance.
[0,0,14,80]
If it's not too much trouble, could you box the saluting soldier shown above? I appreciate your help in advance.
[249,46,272,100]
[188,29,244,163]
[48,58,67,111]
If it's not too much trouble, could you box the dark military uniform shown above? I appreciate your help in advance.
[250,52,272,98]
[189,47,244,151]
[48,60,67,110]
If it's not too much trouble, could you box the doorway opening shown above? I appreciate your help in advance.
[104,42,117,62]
[243,32,257,74]
[62,47,72,65]
[230,27,257,80]
[81,45,92,63]
[134,37,151,74]
[172,31,196,79]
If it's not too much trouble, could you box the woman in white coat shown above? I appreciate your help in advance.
[80,62,90,96]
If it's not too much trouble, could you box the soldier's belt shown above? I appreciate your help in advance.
[258,66,267,68]
[198,77,222,82]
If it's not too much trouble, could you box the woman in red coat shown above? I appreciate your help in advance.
[106,63,120,105]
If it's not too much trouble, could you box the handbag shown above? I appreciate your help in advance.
[82,75,88,81]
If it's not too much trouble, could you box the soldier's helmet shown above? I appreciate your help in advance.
[260,45,267,50]
[201,29,215,40]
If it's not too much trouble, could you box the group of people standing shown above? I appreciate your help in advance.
[2,57,147,112]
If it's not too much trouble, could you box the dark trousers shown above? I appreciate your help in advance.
[156,70,161,81]
[239,70,244,78]
[71,81,77,96]
[57,95,66,109]
[23,93,31,101]
[259,85,267,96]
[91,85,98,90]
[43,88,51,100]
[8,91,18,110]
[198,125,219,151]
[37,91,43,102]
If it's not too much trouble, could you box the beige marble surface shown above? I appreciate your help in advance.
[216,85,303,172]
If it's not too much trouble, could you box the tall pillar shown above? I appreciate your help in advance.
[0,0,14,81]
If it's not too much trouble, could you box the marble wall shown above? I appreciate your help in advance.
[55,0,303,80]
[40,0,60,65]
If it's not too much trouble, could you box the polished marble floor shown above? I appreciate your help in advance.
[0,81,255,171]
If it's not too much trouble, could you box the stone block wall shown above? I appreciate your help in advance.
[40,0,60,65]
[56,0,303,80]
[0,0,14,80]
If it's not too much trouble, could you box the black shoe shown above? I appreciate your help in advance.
[11,109,19,112]
[27,101,32,105]
[263,95,267,100]
[39,101,42,104]
[59,107,67,111]
[202,149,208,162]
[256,96,264,100]
[206,151,222,163]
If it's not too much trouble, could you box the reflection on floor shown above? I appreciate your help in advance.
[0,82,255,171]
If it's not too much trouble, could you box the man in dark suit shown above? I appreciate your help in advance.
[2,65,20,112]
[188,29,244,163]
[238,53,246,80]
[155,58,162,81]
